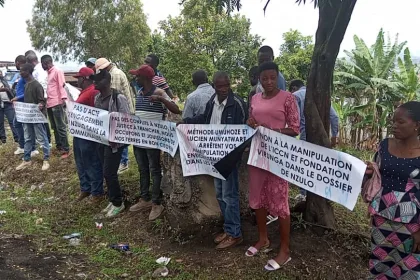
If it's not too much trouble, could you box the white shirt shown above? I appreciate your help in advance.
[33,63,48,97]
[209,97,227,125]
[182,83,215,119]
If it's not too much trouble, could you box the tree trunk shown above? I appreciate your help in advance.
[304,0,357,229]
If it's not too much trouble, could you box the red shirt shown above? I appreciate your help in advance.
[76,84,99,107]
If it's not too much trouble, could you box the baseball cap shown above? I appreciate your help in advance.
[95,58,111,72]
[129,64,155,78]
[73,67,94,78]
[86,57,97,65]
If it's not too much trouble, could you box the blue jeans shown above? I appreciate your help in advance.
[73,137,104,196]
[23,123,50,161]
[120,146,129,165]
[0,103,18,143]
[214,167,241,238]
[14,117,36,150]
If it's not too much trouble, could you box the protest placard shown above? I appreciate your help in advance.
[109,113,178,157]
[14,102,48,123]
[177,124,256,179]
[248,126,366,210]
[66,101,109,145]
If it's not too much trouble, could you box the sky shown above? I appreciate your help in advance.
[0,0,419,71]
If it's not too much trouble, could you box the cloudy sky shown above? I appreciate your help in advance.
[0,0,418,70]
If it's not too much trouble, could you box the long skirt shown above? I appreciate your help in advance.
[370,215,420,279]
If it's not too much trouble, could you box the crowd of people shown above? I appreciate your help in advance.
[1,45,420,277]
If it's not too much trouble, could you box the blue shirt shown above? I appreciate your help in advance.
[15,77,26,102]
[293,87,339,140]
[256,72,286,92]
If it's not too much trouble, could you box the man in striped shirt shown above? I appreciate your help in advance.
[128,64,180,221]
[144,54,175,100]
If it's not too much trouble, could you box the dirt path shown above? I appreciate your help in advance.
[0,235,89,280]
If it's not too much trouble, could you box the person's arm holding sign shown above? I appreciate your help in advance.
[36,84,46,111]
[149,89,180,114]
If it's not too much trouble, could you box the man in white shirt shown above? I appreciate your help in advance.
[182,70,215,119]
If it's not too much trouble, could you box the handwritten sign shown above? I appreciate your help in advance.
[177,124,256,179]
[109,113,178,157]
[14,102,48,123]
[248,126,366,210]
[66,101,109,145]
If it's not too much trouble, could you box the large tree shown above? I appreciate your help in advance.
[198,0,358,229]
[157,0,262,99]
[27,0,150,71]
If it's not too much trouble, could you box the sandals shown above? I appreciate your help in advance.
[264,257,292,271]
[245,241,271,257]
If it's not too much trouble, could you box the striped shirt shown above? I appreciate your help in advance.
[135,86,171,120]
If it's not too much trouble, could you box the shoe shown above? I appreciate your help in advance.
[118,163,128,174]
[61,151,71,159]
[214,232,228,244]
[90,196,104,205]
[294,194,306,203]
[16,161,32,171]
[216,236,243,250]
[149,204,164,221]
[266,215,279,225]
[14,147,24,155]
[31,150,39,157]
[102,203,113,213]
[41,161,50,171]
[129,199,152,212]
[77,191,90,201]
[106,203,125,218]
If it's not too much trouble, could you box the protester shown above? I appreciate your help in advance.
[0,68,19,145]
[85,58,97,71]
[365,101,420,278]
[246,62,299,270]
[41,55,70,159]
[95,58,134,174]
[72,67,104,203]
[289,79,340,202]
[181,71,247,250]
[128,64,180,221]
[144,54,175,100]
[26,50,52,146]
[255,46,286,92]
[247,66,259,108]
[15,63,50,171]
[182,70,215,119]
[93,70,130,217]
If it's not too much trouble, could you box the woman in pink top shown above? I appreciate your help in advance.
[246,62,300,271]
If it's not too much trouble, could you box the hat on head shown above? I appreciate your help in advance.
[95,58,111,71]
[129,64,155,79]
[73,67,94,78]
[86,57,97,65]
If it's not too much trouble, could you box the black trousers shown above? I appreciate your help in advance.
[98,145,124,207]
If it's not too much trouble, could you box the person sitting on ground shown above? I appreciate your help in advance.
[289,79,339,202]
[93,70,130,218]
[128,64,180,221]
[15,63,50,171]
[182,70,215,119]
[180,71,247,250]
[246,62,300,271]
[365,101,420,278]
[73,67,104,204]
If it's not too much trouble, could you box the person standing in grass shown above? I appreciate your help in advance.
[72,67,104,204]
[93,70,130,218]
[128,64,180,221]
[15,63,50,171]
[246,62,300,271]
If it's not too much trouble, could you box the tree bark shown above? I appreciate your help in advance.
[304,0,357,229]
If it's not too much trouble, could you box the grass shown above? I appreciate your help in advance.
[0,135,373,280]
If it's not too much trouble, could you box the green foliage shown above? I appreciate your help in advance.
[27,0,150,72]
[275,29,314,83]
[395,48,420,102]
[157,0,262,99]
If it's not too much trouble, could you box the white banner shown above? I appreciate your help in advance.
[14,102,48,123]
[177,124,256,179]
[109,113,178,157]
[248,126,366,210]
[66,101,109,145]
